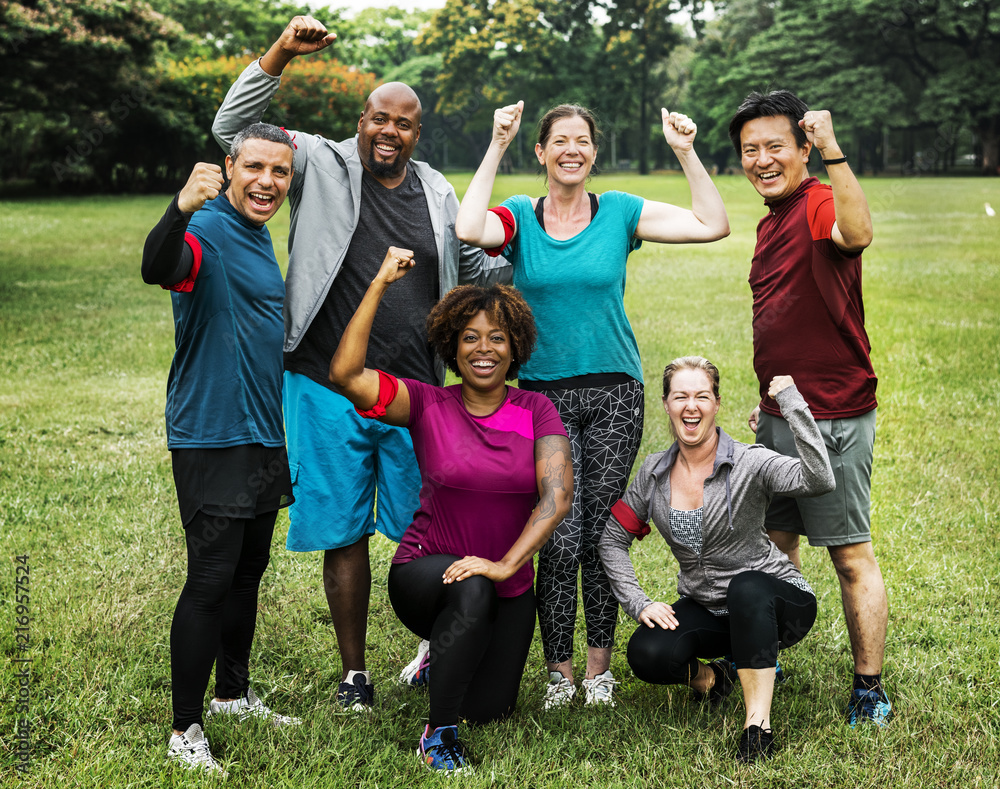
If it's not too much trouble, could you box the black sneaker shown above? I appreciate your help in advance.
[736,725,777,763]
[693,659,737,708]
[335,673,375,712]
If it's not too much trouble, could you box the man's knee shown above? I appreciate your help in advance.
[767,529,800,554]
[828,541,878,584]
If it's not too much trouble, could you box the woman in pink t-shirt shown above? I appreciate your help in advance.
[329,247,573,774]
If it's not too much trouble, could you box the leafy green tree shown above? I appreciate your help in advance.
[145,0,313,58]
[875,0,1000,174]
[0,0,179,115]
[0,0,182,187]
[686,0,998,174]
[333,5,435,76]
[599,0,691,174]
[416,0,602,167]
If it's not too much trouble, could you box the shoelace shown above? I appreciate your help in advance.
[179,735,217,767]
[587,675,615,700]
[431,733,466,769]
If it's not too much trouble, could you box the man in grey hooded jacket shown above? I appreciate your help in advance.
[212,15,510,711]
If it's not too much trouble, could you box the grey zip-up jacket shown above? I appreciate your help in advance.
[212,60,511,384]
[598,385,835,619]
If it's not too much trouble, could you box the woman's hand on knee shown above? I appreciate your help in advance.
[442,555,507,584]
[639,602,678,630]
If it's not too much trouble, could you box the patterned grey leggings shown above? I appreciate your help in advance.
[536,380,644,663]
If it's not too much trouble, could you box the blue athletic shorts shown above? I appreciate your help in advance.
[283,371,421,552]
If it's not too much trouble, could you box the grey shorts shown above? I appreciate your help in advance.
[757,408,876,547]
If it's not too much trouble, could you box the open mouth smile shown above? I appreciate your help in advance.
[249,192,275,210]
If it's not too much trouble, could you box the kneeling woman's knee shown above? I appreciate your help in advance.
[447,575,498,627]
[726,570,777,622]
[627,626,689,685]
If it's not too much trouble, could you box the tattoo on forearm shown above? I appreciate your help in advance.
[533,435,570,523]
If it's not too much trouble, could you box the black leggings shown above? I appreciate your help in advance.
[627,571,817,685]
[170,509,276,731]
[388,555,536,729]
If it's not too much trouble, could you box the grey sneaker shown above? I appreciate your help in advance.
[582,670,617,707]
[167,723,228,776]
[398,639,431,687]
[208,686,301,726]
[543,671,576,709]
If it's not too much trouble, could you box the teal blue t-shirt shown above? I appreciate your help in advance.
[500,191,645,383]
[165,195,286,448]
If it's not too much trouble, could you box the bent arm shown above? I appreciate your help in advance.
[634,153,730,243]
[598,517,654,622]
[755,384,835,497]
[800,110,872,253]
[455,102,523,248]
[141,194,194,287]
[635,109,730,243]
[328,247,414,427]
[827,161,872,253]
[442,433,572,584]
[213,17,335,152]
[212,60,282,153]
[455,142,511,248]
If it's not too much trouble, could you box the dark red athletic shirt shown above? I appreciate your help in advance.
[750,177,877,419]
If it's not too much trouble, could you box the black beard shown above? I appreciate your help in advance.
[367,146,405,179]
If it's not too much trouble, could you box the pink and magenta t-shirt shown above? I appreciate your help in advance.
[393,380,567,598]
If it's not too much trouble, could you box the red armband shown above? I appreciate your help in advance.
[611,499,651,540]
[162,232,203,293]
[355,370,400,419]
[279,127,297,150]
[484,206,515,257]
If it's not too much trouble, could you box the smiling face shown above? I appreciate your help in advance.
[357,83,421,184]
[535,115,596,188]
[455,310,511,391]
[663,367,721,447]
[224,138,293,225]
[740,115,812,202]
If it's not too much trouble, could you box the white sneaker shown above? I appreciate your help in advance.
[543,671,576,710]
[208,686,301,726]
[167,723,228,776]
[582,670,617,707]
[399,639,431,686]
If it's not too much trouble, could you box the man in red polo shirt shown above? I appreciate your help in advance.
[729,90,891,727]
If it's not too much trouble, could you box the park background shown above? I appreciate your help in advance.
[1,0,999,786]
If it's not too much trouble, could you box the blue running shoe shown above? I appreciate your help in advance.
[846,688,893,728]
[419,725,472,773]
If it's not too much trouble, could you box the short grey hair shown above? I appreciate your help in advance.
[229,122,295,163]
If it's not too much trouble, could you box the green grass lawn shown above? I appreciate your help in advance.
[1,174,999,787]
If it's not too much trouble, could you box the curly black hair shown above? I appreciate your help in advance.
[426,284,537,381]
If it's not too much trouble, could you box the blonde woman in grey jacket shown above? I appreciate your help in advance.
[598,356,834,763]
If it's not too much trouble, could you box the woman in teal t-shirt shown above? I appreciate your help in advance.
[456,101,730,709]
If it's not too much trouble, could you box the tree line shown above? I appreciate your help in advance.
[1,0,996,192]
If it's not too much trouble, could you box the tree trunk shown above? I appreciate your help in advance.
[638,62,649,175]
[979,118,999,176]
